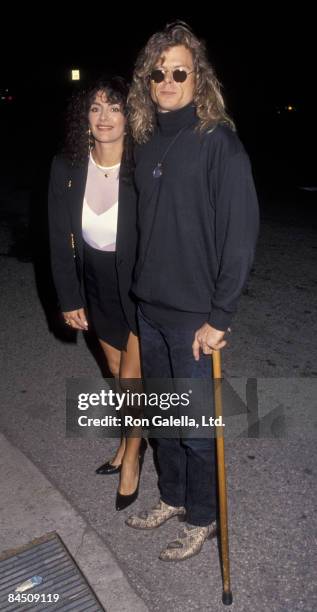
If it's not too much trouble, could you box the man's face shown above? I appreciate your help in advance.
[150,45,195,112]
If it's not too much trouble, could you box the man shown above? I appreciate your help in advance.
[125,22,259,561]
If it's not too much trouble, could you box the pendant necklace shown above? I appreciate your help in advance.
[91,151,120,178]
[153,126,186,178]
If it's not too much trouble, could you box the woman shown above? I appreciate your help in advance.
[48,76,145,511]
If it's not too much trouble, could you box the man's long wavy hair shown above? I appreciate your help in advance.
[128,22,235,144]
[62,76,132,168]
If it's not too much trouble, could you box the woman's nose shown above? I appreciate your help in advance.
[100,107,111,120]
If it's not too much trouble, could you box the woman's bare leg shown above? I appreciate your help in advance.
[98,338,126,466]
[118,332,143,495]
[99,338,121,378]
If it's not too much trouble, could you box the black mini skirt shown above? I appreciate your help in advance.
[83,241,130,351]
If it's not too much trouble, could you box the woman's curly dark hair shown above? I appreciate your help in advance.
[62,76,132,167]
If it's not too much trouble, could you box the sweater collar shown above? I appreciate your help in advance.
[156,103,198,136]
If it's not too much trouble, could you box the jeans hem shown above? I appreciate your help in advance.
[186,516,217,527]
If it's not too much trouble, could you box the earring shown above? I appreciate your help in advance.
[87,127,93,156]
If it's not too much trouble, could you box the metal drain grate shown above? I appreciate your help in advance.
[0,532,105,611]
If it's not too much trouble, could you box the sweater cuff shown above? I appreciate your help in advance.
[208,308,233,332]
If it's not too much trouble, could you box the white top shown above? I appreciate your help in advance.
[82,152,120,251]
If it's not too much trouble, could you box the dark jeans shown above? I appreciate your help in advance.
[138,307,217,526]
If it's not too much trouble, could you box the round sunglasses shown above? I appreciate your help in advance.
[149,68,194,83]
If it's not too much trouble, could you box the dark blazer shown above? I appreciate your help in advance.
[48,154,138,335]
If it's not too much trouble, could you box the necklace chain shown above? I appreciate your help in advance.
[153,127,186,178]
[91,152,120,178]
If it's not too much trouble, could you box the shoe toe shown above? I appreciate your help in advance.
[95,461,121,474]
[159,549,180,561]
[125,515,140,527]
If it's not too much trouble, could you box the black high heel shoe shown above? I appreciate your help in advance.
[95,461,121,475]
[96,439,147,475]
[115,479,140,511]
[115,439,147,511]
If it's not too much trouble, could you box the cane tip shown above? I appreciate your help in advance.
[222,590,233,605]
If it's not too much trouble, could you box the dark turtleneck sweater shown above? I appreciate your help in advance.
[132,103,259,331]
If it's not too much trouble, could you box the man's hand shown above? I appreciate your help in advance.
[62,308,88,331]
[192,322,230,360]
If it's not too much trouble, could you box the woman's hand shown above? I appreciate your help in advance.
[62,308,88,331]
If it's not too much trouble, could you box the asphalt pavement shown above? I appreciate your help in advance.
[0,191,316,611]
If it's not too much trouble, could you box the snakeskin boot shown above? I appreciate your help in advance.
[125,499,186,529]
[159,521,217,561]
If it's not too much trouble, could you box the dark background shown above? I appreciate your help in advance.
[0,9,316,263]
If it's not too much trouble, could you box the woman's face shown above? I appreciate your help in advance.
[88,90,126,145]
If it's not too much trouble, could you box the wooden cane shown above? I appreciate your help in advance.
[212,350,233,605]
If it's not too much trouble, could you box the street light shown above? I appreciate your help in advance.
[71,70,80,81]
